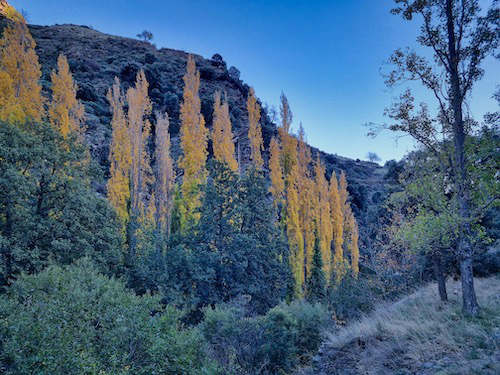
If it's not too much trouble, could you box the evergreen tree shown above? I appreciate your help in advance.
[0,18,44,124]
[247,87,264,169]
[179,55,208,228]
[0,121,122,287]
[211,90,238,172]
[306,236,326,303]
[183,161,288,315]
[49,54,85,138]
[350,214,359,278]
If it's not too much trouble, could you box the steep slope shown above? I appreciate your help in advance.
[0,14,389,251]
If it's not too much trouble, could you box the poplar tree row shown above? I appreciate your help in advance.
[106,54,360,296]
[0,14,84,136]
[269,95,359,295]
[0,10,361,298]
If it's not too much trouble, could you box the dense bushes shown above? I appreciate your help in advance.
[0,259,215,374]
[0,121,123,287]
[128,162,290,320]
[327,274,380,321]
[201,299,330,374]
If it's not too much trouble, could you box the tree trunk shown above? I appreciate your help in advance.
[433,253,447,302]
[459,255,479,315]
[445,0,479,315]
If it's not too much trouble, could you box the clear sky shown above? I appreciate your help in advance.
[11,0,499,163]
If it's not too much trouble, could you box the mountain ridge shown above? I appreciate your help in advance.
[0,13,390,251]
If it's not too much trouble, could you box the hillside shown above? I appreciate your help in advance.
[307,277,500,375]
[0,14,389,250]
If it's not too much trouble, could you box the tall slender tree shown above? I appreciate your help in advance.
[305,236,327,303]
[345,209,359,279]
[329,172,344,275]
[246,87,264,169]
[0,18,44,123]
[269,136,284,205]
[127,70,152,221]
[49,54,85,138]
[212,90,238,172]
[297,124,315,278]
[107,77,131,223]
[179,55,208,228]
[151,111,175,241]
[314,158,333,280]
[383,0,498,315]
[277,93,305,294]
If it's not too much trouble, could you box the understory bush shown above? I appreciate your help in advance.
[0,259,216,375]
[201,299,330,374]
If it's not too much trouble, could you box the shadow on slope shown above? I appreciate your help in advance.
[308,277,500,375]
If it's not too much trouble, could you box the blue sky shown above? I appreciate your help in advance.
[12,0,499,163]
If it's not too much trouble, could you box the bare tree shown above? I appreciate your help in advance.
[136,30,153,42]
[366,152,381,163]
[374,0,498,315]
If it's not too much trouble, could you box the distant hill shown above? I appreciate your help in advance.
[0,11,393,253]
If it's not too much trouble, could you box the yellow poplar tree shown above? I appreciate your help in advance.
[247,87,264,169]
[329,171,344,276]
[339,170,349,216]
[49,54,85,138]
[0,71,22,122]
[314,157,333,280]
[269,136,284,204]
[107,77,131,223]
[127,70,152,219]
[0,19,44,124]
[286,162,304,295]
[297,123,315,278]
[334,170,351,282]
[150,111,175,237]
[278,93,305,294]
[179,55,208,227]
[212,90,238,171]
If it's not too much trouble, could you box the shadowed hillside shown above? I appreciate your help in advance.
[0,15,391,252]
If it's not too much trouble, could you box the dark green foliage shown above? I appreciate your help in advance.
[0,259,216,375]
[201,299,330,374]
[305,237,326,303]
[0,121,123,287]
[327,274,380,320]
[129,162,289,319]
[192,162,290,314]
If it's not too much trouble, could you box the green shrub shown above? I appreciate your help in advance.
[201,299,330,374]
[0,259,216,375]
[327,274,379,320]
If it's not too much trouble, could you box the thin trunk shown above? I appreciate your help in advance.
[433,253,448,302]
[445,0,479,315]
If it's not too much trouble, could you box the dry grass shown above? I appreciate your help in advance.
[319,277,500,374]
